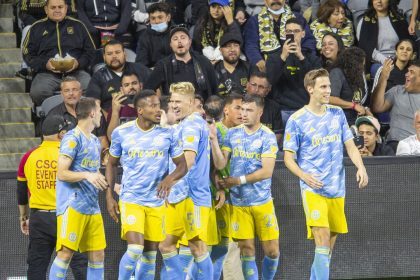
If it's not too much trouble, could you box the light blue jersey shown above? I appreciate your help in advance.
[222,124,278,206]
[56,127,102,215]
[283,105,353,198]
[180,112,212,207]
[109,120,183,207]
[167,123,189,204]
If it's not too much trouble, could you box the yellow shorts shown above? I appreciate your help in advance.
[57,207,106,253]
[207,204,221,246]
[120,201,165,242]
[231,200,279,241]
[216,203,232,239]
[165,198,210,242]
[302,190,348,239]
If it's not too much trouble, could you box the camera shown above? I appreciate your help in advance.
[354,135,364,148]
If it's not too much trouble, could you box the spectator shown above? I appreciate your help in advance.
[135,2,173,68]
[310,0,354,51]
[214,32,251,96]
[396,110,420,155]
[194,94,206,117]
[357,0,411,76]
[355,116,395,156]
[243,0,316,72]
[266,18,321,125]
[17,114,88,280]
[144,25,217,99]
[246,71,282,142]
[372,39,416,92]
[131,0,162,34]
[329,47,371,125]
[191,0,246,25]
[47,77,109,162]
[16,0,77,79]
[372,59,420,152]
[235,7,249,29]
[192,0,241,63]
[86,40,151,112]
[22,0,95,106]
[106,71,141,139]
[76,0,133,49]
[320,32,344,70]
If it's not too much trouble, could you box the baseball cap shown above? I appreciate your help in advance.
[355,116,381,133]
[220,32,243,47]
[169,24,190,40]
[209,0,230,6]
[42,114,72,136]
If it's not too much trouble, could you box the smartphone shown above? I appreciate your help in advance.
[121,94,135,106]
[354,135,364,148]
[286,33,294,43]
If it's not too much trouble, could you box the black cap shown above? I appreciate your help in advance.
[219,32,243,48]
[169,25,190,40]
[42,114,72,136]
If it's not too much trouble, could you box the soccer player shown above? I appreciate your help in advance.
[210,94,280,280]
[105,90,187,280]
[283,69,369,280]
[159,82,213,280]
[49,98,108,280]
[17,114,87,279]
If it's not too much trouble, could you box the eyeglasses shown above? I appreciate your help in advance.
[285,29,302,34]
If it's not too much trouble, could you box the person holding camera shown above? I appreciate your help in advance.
[266,18,321,126]
[106,71,142,139]
[354,116,395,157]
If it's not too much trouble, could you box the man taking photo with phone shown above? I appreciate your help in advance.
[266,18,321,126]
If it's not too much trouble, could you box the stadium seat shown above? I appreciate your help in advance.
[35,94,63,118]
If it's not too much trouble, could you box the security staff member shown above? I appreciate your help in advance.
[22,0,96,106]
[17,114,87,280]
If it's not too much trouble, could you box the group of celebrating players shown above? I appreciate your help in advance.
[48,68,369,280]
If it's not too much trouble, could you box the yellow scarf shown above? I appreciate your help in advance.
[310,18,354,50]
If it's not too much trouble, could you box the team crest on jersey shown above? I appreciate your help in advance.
[67,27,74,34]
[68,140,77,149]
[311,210,321,220]
[186,136,195,143]
[127,215,136,225]
[250,139,262,149]
[69,232,77,242]
[42,30,48,36]
[232,222,239,232]
[331,119,339,129]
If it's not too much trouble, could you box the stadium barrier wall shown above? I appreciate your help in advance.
[1,157,419,279]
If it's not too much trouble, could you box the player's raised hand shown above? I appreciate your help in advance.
[86,172,108,191]
[106,195,120,223]
[215,189,226,209]
[301,173,323,189]
[356,167,368,188]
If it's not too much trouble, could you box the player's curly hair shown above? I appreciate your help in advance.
[335,47,366,94]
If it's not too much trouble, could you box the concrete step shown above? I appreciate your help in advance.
[0,153,24,171]
[0,4,13,18]
[0,62,20,78]
[0,78,25,92]
[0,122,35,138]
[0,17,13,32]
[0,33,16,48]
[0,92,32,108]
[0,107,32,122]
[0,137,40,153]
[0,48,22,63]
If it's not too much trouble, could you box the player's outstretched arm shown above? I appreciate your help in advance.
[105,155,120,223]
[57,155,108,190]
[284,151,323,189]
[157,154,188,199]
[344,139,369,189]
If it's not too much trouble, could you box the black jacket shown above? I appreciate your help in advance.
[266,50,322,110]
[86,62,151,110]
[18,0,77,26]
[144,51,217,100]
[135,27,172,68]
[22,17,96,73]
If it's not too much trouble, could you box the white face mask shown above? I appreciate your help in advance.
[268,7,285,15]
[151,22,168,33]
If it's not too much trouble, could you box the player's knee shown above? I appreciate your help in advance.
[312,227,331,247]
[265,247,279,259]
[88,250,105,262]
[56,246,74,262]
[158,241,176,254]
[239,242,255,257]
[189,239,207,257]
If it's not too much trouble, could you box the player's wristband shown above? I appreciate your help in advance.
[239,175,247,185]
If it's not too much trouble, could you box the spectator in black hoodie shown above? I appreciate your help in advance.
[135,2,173,68]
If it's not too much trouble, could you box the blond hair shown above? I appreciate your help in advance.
[169,82,195,96]
[304,68,329,90]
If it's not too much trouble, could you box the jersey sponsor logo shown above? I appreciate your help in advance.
[232,147,261,160]
[312,134,341,147]
[80,158,100,168]
[311,210,321,220]
[69,232,77,242]
[127,149,164,158]
[68,140,77,149]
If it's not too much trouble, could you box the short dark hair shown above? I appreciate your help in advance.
[317,0,346,24]
[204,95,225,121]
[147,2,171,15]
[285,18,304,29]
[46,0,66,6]
[60,76,80,89]
[224,92,243,106]
[194,94,204,105]
[249,70,270,83]
[242,94,264,109]
[121,70,139,81]
[133,89,157,108]
[160,95,171,113]
[103,39,124,54]
[76,98,97,120]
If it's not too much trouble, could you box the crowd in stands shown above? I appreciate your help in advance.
[15,0,420,158]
